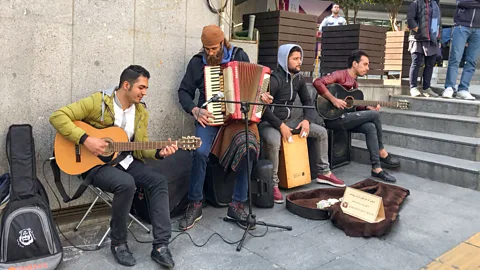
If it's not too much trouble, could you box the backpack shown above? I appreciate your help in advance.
[0,124,63,270]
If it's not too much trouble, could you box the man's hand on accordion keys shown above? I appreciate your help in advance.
[192,107,215,127]
[260,93,274,104]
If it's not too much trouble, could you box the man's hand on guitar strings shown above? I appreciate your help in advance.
[83,136,108,156]
[159,138,178,158]
[296,120,310,138]
[332,98,347,109]
[367,104,381,111]
[192,107,215,127]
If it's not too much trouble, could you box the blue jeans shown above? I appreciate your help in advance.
[188,123,250,203]
[445,25,480,91]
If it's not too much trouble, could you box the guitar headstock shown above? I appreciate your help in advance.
[396,100,410,110]
[178,136,202,150]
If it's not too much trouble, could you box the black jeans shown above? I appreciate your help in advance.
[324,110,384,169]
[90,159,171,247]
[409,52,437,90]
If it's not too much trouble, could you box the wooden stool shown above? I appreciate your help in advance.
[278,134,311,189]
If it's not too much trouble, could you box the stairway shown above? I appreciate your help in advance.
[435,66,480,86]
[351,95,480,190]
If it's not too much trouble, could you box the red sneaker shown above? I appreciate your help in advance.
[273,186,284,204]
[316,173,346,187]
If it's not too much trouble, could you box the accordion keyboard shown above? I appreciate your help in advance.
[204,66,226,125]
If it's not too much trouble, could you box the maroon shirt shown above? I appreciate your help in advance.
[313,69,367,111]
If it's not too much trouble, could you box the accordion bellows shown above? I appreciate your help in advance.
[204,61,271,125]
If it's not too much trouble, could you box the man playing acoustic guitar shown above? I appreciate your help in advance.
[49,65,177,268]
[313,50,400,182]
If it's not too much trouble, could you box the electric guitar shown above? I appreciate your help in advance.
[316,83,410,120]
[53,121,202,175]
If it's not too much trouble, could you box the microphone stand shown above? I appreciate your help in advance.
[210,99,315,251]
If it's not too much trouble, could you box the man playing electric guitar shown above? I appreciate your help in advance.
[313,50,400,182]
[49,65,176,268]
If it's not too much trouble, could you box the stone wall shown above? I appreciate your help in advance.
[0,0,235,209]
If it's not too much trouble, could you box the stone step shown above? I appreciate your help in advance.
[380,108,480,137]
[436,79,480,85]
[390,95,480,117]
[352,125,480,161]
[351,139,480,190]
[436,67,480,75]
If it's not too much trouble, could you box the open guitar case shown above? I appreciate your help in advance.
[286,179,410,237]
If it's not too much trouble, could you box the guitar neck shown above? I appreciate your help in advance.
[113,141,177,152]
[353,100,397,108]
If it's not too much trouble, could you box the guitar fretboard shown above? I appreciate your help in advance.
[113,141,178,152]
[353,100,398,108]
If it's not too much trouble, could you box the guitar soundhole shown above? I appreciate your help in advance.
[100,138,115,157]
[344,96,355,109]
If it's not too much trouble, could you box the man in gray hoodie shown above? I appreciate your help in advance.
[442,0,480,100]
[259,44,345,204]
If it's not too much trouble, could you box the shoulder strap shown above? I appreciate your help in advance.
[50,152,128,203]
[231,47,240,60]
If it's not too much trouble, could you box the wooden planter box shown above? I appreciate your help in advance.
[384,31,412,86]
[243,11,318,74]
[321,24,388,84]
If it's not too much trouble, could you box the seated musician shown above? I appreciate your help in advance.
[49,65,176,268]
[177,25,267,230]
[313,50,400,182]
[259,44,345,204]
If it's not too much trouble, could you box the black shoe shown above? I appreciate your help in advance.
[226,201,256,230]
[371,170,397,183]
[151,245,175,269]
[111,243,136,267]
[178,201,202,231]
[380,154,400,169]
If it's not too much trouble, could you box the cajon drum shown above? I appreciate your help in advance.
[278,134,311,189]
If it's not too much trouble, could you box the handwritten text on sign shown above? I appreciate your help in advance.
[340,187,385,223]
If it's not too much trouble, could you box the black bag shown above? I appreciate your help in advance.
[204,154,235,207]
[131,150,192,221]
[0,125,63,270]
[251,160,274,208]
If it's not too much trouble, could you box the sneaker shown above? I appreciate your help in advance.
[371,170,396,183]
[273,186,284,204]
[456,90,476,100]
[442,87,454,98]
[317,173,346,187]
[111,243,136,267]
[422,88,439,97]
[410,87,422,97]
[380,154,400,169]
[151,245,175,269]
[178,201,202,231]
[226,201,255,230]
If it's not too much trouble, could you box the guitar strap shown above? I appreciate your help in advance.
[50,152,128,203]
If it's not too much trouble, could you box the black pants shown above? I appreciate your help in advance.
[90,159,171,247]
[324,110,384,169]
[409,52,437,90]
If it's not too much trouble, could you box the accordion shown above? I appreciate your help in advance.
[204,61,271,126]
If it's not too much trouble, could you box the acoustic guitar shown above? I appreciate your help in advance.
[316,83,410,120]
[54,121,202,175]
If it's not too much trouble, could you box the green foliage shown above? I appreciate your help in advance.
[371,0,405,31]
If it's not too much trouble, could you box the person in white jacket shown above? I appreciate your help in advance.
[318,3,347,33]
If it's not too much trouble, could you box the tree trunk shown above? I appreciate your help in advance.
[388,7,400,31]
[354,7,359,24]
[344,8,349,24]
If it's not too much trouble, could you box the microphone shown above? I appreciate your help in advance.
[201,92,224,108]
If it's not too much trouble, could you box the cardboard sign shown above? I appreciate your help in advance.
[340,187,385,223]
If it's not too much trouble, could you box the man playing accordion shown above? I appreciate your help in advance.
[177,25,269,231]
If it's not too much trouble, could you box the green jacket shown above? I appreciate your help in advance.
[49,87,157,162]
